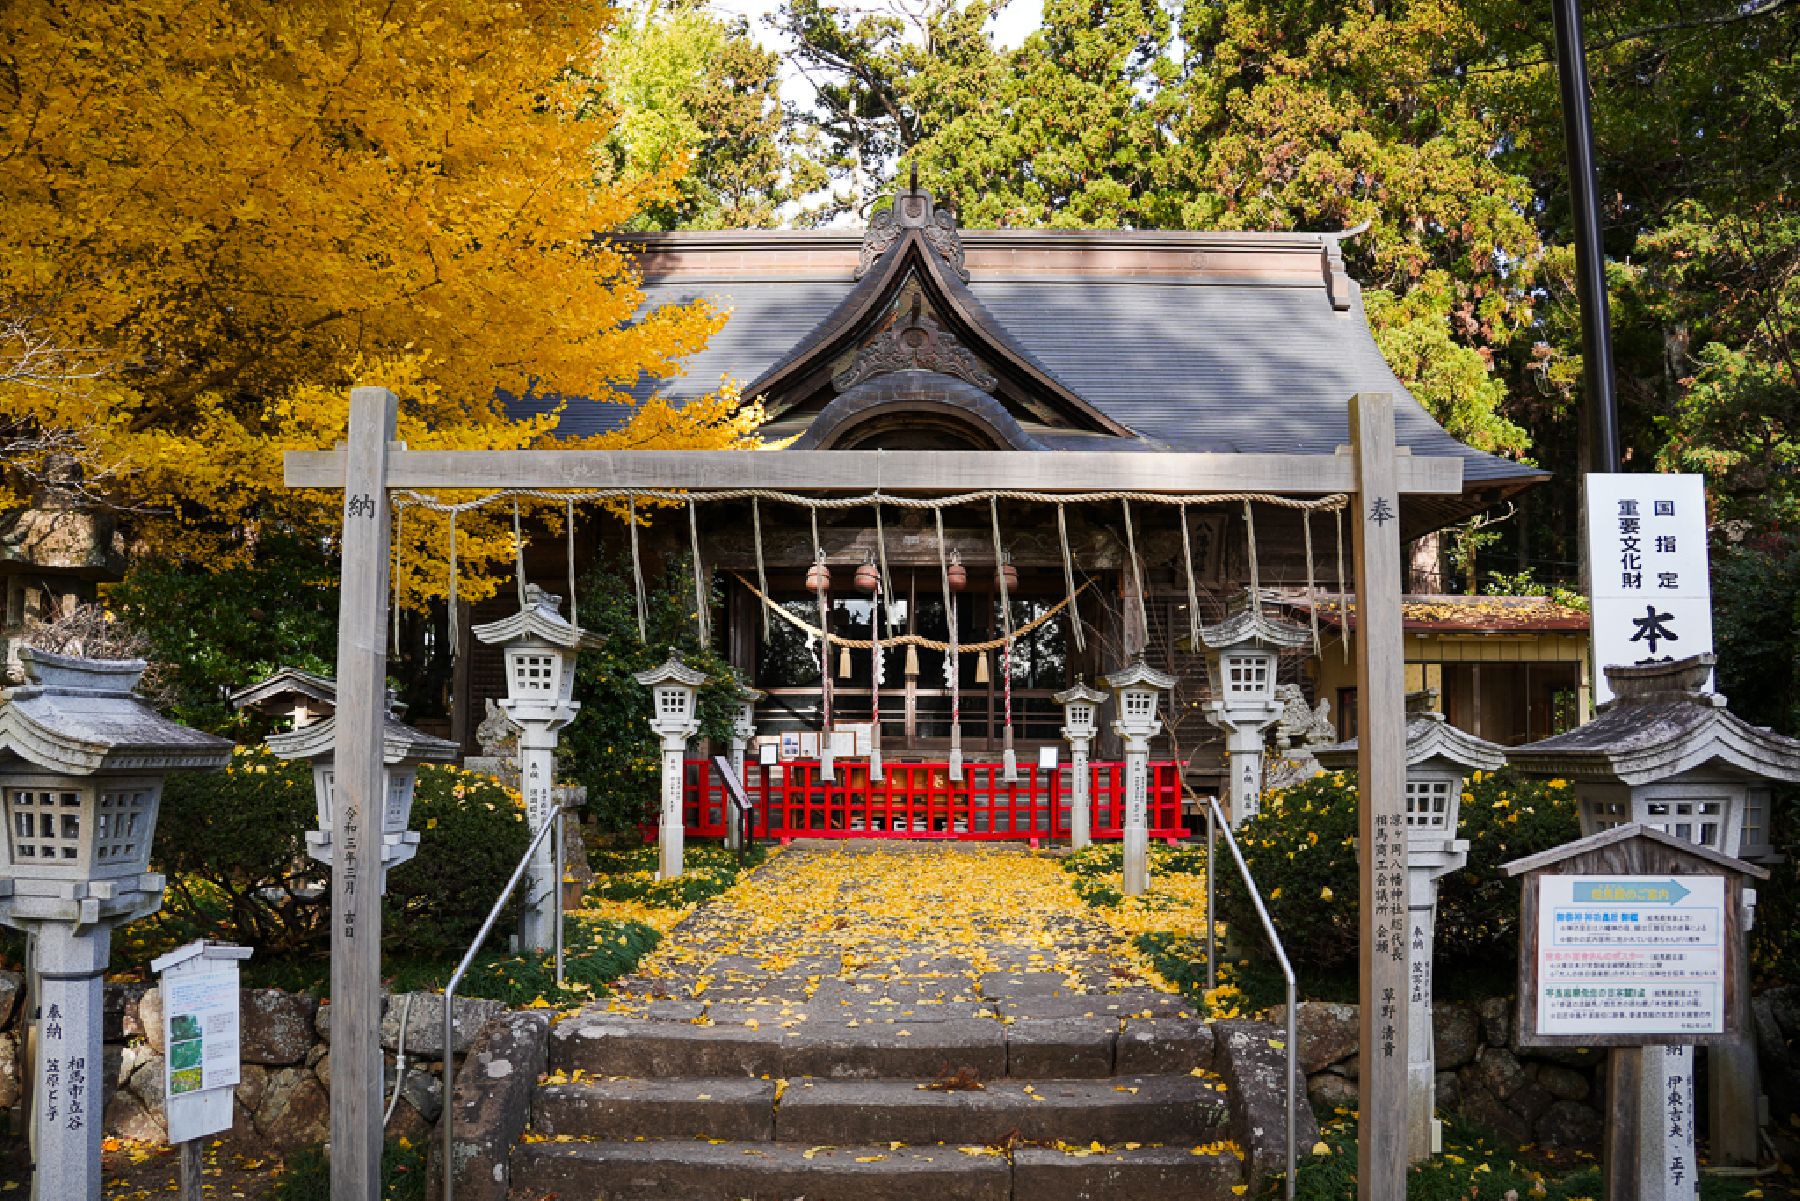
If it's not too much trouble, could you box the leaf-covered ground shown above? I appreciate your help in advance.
[606,840,1204,1014]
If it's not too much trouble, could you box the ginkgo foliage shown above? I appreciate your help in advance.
[0,0,760,603]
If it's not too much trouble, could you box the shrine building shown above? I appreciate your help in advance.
[461,184,1557,838]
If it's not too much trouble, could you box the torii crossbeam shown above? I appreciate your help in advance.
[287,386,1444,1201]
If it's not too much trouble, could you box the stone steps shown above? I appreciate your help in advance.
[535,1074,1229,1147]
[548,1006,1214,1081]
[509,1138,1245,1201]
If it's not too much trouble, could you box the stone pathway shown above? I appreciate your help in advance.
[500,843,1313,1200]
[606,841,1183,1020]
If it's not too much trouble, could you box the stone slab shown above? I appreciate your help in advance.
[1117,1017,1216,1075]
[427,1010,549,1201]
[508,1138,1011,1201]
[552,1016,788,1079]
[533,1077,776,1141]
[1211,1018,1320,1197]
[1005,1019,1117,1078]
[779,1018,1008,1080]
[775,1075,1223,1146]
[1012,1145,1246,1201]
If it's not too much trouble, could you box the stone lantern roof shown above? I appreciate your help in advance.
[1196,602,1313,653]
[1507,654,1800,786]
[266,712,458,766]
[471,584,604,651]
[0,650,231,774]
[1101,656,1177,692]
[1315,690,1507,774]
[635,652,711,690]
[1052,678,1108,706]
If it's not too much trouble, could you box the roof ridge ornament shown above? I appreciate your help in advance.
[832,296,997,393]
[855,177,968,282]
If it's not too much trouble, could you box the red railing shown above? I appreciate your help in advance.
[675,759,1186,842]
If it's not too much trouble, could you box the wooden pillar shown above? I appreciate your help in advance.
[1350,392,1410,1200]
[330,386,396,1201]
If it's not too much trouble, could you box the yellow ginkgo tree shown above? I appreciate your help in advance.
[0,0,759,604]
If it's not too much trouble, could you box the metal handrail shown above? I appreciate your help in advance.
[1204,794,1299,1201]
[441,809,567,1201]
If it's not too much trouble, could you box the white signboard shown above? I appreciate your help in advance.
[1037,745,1059,771]
[1534,874,1724,1037]
[1584,474,1712,704]
[153,941,251,1145]
[165,970,241,1096]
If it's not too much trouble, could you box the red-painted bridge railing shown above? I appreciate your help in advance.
[676,759,1185,842]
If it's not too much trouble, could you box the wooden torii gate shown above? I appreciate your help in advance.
[285,386,1458,1201]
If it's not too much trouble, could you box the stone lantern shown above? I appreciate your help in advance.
[1197,599,1313,825]
[727,672,765,851]
[0,651,232,1201]
[265,710,458,890]
[636,651,708,880]
[472,584,603,950]
[1317,690,1506,1161]
[1102,655,1175,896]
[1054,678,1107,850]
[1509,653,1800,1172]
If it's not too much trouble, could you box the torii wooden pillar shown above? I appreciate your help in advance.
[288,387,1445,1201]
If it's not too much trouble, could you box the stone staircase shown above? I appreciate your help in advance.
[506,978,1255,1201]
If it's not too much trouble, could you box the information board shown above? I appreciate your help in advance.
[164,968,243,1095]
[1584,474,1712,704]
[1534,874,1724,1037]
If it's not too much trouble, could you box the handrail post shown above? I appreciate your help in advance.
[1205,793,1299,1201]
[1205,799,1217,993]
[442,816,561,1201]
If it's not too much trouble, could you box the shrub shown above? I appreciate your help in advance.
[385,766,531,962]
[147,746,323,957]
[1217,767,1579,986]
[134,750,529,976]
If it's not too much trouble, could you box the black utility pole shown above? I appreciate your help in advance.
[1550,0,1621,474]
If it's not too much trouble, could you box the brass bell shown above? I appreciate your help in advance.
[854,557,881,593]
[805,558,831,594]
[997,555,1019,593]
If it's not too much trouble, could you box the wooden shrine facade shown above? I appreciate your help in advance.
[450,183,1545,797]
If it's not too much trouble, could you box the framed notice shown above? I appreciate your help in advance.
[1507,826,1764,1049]
[1533,874,1724,1038]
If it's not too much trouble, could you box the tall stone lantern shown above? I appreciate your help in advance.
[1510,653,1800,1175]
[472,584,603,951]
[636,651,707,880]
[727,672,765,851]
[1102,656,1175,896]
[1197,600,1313,825]
[265,710,458,890]
[0,651,232,1201]
[1054,678,1107,850]
[1317,691,1506,1161]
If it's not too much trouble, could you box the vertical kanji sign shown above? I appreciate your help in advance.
[1584,474,1712,704]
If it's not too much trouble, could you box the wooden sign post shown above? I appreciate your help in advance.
[1349,392,1411,1199]
[330,387,398,1201]
[1503,825,1767,1201]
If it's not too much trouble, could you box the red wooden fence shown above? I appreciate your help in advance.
[674,759,1186,842]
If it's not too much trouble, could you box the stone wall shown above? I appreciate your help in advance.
[0,972,502,1151]
[1273,997,1607,1151]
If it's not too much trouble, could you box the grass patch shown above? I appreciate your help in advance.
[587,842,768,907]
[272,1136,426,1201]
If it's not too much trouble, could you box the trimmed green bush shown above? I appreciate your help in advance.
[1217,767,1580,986]
[133,750,529,977]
